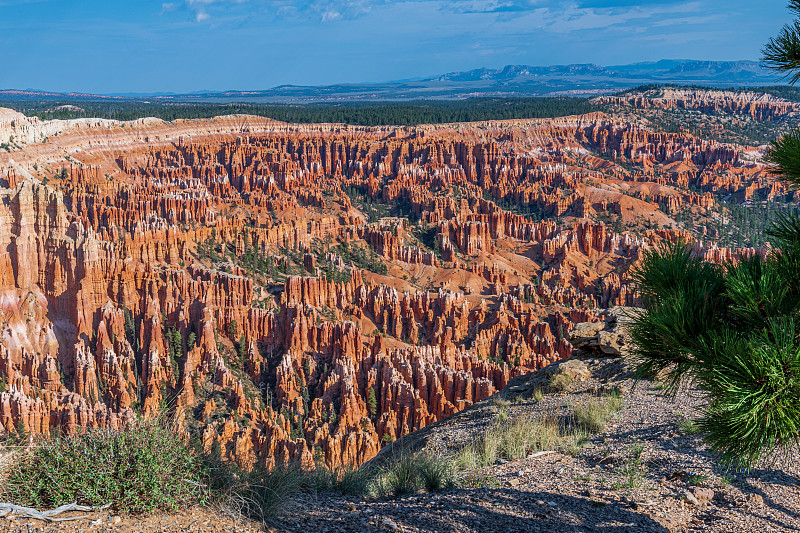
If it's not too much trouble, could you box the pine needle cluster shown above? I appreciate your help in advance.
[763,1,800,85]
[765,1,800,184]
[630,237,800,468]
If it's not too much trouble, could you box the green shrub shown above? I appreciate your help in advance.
[0,419,376,521]
[628,1,800,469]
[629,240,800,467]
[2,420,206,514]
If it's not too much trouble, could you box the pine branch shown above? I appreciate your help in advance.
[762,21,800,84]
[766,128,800,187]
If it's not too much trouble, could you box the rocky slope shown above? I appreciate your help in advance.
[4,316,797,533]
[0,106,780,470]
[279,314,800,532]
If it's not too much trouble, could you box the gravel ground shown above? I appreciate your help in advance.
[2,355,799,532]
[0,507,262,533]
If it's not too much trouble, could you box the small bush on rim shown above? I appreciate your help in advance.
[372,452,458,498]
[2,420,207,514]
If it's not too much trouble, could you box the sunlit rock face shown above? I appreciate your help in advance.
[594,87,797,121]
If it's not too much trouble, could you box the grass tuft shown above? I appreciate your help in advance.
[617,443,646,489]
[677,417,702,435]
[332,466,372,496]
[532,387,545,403]
[455,412,588,470]
[373,452,457,497]
[548,372,573,392]
[227,464,305,522]
[573,393,624,433]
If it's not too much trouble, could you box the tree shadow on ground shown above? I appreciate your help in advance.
[730,470,800,531]
[589,420,800,531]
[280,488,671,533]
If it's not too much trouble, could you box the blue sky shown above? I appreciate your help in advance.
[0,0,791,94]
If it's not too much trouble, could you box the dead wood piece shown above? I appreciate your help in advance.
[0,502,112,521]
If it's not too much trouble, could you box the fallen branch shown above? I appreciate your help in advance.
[0,502,112,522]
[527,450,555,459]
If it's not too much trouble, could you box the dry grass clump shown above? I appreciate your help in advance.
[492,397,511,422]
[532,387,545,403]
[548,372,573,392]
[455,412,588,471]
[573,392,624,433]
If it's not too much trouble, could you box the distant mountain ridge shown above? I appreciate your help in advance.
[432,60,775,83]
[0,60,784,104]
[432,64,611,81]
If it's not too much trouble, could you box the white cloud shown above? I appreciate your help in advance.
[162,0,707,33]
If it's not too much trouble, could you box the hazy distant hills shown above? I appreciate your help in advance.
[436,60,776,83]
[1,60,785,104]
[0,89,130,103]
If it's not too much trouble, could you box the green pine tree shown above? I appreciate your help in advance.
[629,1,800,469]
[367,387,377,417]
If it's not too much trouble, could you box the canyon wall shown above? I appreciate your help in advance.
[0,107,772,468]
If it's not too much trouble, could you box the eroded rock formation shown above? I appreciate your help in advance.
[594,88,797,121]
[0,107,776,469]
